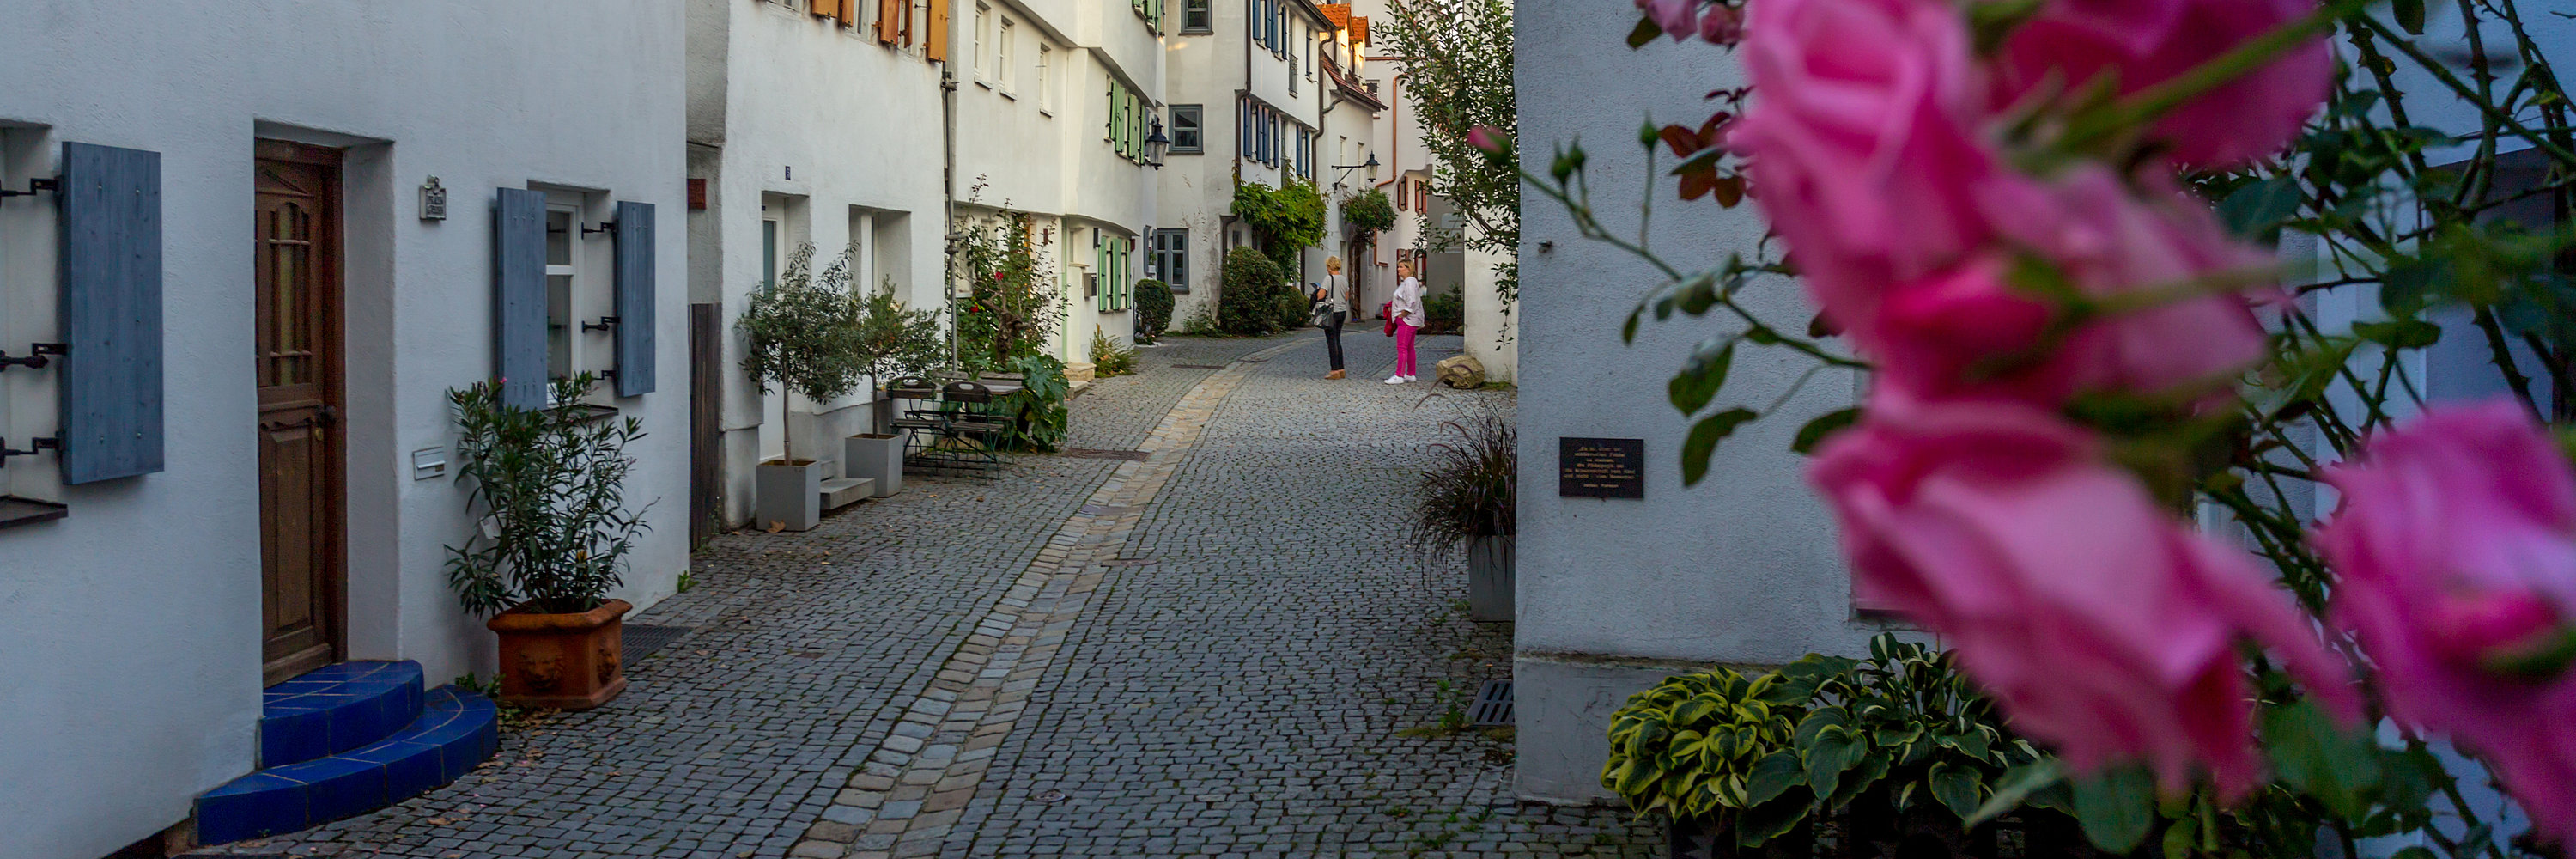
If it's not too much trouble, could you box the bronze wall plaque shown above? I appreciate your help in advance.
[1558,437,1645,498]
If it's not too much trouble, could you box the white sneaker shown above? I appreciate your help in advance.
[1406,375,1419,382]
[1384,375,1406,385]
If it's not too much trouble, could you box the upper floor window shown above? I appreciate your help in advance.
[997,16,1016,91]
[973,3,992,82]
[1183,0,1211,33]
[1170,105,1203,154]
[1036,45,1053,111]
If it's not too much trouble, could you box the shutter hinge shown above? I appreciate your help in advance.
[581,316,621,333]
[0,435,62,466]
[0,177,58,200]
[0,343,66,372]
[583,221,618,237]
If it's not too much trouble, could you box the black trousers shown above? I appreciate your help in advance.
[1322,311,1346,371]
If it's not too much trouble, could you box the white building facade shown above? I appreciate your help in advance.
[1157,0,1341,325]
[0,2,692,856]
[689,0,951,525]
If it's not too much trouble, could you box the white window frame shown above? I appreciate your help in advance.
[1036,44,1053,113]
[997,16,1017,94]
[974,3,992,84]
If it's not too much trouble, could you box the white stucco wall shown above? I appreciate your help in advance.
[1512,1,1877,804]
[694,0,947,523]
[1158,0,1333,325]
[0,2,690,856]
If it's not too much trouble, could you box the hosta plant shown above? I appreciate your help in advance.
[1603,667,1803,821]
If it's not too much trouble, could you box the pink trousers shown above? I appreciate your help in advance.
[1395,323,1419,377]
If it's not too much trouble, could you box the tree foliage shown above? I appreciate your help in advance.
[738,244,869,457]
[1340,187,1397,236]
[1380,0,1519,319]
[1218,247,1293,337]
[1230,180,1328,272]
[949,213,1066,374]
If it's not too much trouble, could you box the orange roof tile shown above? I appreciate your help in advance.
[1351,16,1369,43]
[1321,3,1352,29]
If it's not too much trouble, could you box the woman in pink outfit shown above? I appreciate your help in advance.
[1388,263,1425,384]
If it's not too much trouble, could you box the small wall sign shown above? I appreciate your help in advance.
[419,177,448,221]
[1559,437,1645,499]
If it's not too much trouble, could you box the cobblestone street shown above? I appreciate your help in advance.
[226,330,1659,859]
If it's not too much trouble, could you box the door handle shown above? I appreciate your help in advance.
[318,405,341,426]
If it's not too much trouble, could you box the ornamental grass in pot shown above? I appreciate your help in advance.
[447,373,653,710]
[1406,396,1516,622]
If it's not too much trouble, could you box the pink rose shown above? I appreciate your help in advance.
[1467,125,1509,155]
[2314,402,2576,841]
[1730,0,2014,329]
[1991,0,2330,168]
[1636,0,1704,41]
[1986,167,2274,398]
[1813,397,2356,793]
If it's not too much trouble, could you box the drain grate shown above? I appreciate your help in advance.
[1061,448,1150,461]
[1469,679,1514,727]
[622,624,693,661]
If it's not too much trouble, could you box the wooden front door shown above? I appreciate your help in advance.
[255,141,346,686]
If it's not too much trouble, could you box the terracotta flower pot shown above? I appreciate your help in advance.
[486,599,632,710]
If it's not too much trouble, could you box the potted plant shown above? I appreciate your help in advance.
[845,277,945,497]
[1603,668,1813,859]
[446,373,653,710]
[738,245,867,530]
[1407,396,1516,621]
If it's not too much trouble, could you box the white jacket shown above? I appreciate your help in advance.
[1391,277,1425,327]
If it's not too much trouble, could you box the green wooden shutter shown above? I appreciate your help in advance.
[494,188,549,409]
[612,200,656,397]
[55,142,164,484]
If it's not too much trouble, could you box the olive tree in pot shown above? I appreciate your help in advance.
[846,277,946,498]
[738,245,866,531]
[446,373,653,710]
[1406,396,1516,621]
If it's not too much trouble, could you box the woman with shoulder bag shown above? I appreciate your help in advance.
[1314,257,1351,379]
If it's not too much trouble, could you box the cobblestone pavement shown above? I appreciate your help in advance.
[216,329,1657,859]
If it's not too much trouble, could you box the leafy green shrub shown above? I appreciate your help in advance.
[1275,282,1313,331]
[1604,668,1803,822]
[1231,181,1328,272]
[1175,302,1221,336]
[1341,187,1397,235]
[950,214,1066,372]
[1424,290,1466,334]
[1218,247,1290,337]
[996,354,1069,452]
[1133,278,1174,344]
[1089,326,1137,378]
[445,374,652,616]
[1604,634,2061,851]
[853,277,947,387]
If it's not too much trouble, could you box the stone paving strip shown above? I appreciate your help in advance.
[790,338,1313,859]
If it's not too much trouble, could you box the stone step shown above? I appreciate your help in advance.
[196,685,497,845]
[821,477,876,510]
[258,661,424,769]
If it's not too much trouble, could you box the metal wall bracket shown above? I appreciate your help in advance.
[582,221,618,236]
[0,343,66,372]
[0,435,62,466]
[0,177,58,200]
[581,315,620,332]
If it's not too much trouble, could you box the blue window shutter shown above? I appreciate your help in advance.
[55,142,164,484]
[493,188,547,410]
[612,200,657,397]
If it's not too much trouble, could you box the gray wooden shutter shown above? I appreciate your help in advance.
[56,142,164,484]
[494,188,547,410]
[612,200,656,397]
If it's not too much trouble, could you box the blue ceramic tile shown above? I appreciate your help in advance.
[258,710,326,769]
[195,773,307,844]
[348,740,446,801]
[300,758,389,824]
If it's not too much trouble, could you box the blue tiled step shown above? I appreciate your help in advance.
[196,685,497,845]
[260,661,425,768]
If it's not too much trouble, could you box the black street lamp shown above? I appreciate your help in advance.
[1145,116,1172,168]
[1332,152,1380,185]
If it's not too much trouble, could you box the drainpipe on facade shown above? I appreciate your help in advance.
[942,66,962,367]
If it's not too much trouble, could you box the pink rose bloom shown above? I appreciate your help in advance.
[1730,0,2018,334]
[1813,396,2356,793]
[2314,402,2576,841]
[1991,0,2330,168]
[1467,125,1509,155]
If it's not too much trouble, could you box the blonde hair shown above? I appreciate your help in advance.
[1396,261,1413,277]
[1325,256,1343,273]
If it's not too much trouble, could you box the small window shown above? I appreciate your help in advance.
[997,17,1016,91]
[546,206,577,384]
[1183,0,1210,32]
[974,3,991,82]
[1153,228,1190,292]
[1036,45,1052,111]
[1170,105,1203,154]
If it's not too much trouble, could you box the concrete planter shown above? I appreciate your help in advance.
[756,459,823,532]
[843,431,908,497]
[1467,534,1515,622]
[486,599,630,710]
